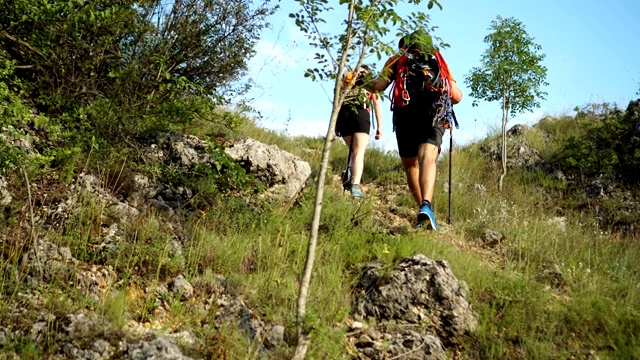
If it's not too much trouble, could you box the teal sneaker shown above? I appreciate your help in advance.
[417,201,439,230]
[350,184,365,198]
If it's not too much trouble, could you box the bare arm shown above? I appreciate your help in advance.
[450,79,462,104]
[368,56,396,92]
[371,93,383,140]
[369,78,391,92]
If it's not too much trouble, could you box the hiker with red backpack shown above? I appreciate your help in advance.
[336,65,383,198]
[369,31,462,230]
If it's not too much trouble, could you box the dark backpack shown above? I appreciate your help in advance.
[390,35,459,129]
[403,43,443,95]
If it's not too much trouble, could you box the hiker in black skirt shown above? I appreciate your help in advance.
[335,65,382,198]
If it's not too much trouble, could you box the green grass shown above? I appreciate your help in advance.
[1,108,640,359]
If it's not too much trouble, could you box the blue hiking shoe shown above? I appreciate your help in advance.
[350,184,365,198]
[417,201,439,230]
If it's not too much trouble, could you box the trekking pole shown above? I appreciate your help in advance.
[447,127,453,225]
[344,136,353,193]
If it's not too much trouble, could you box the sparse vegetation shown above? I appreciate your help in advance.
[1,1,639,359]
[1,97,639,358]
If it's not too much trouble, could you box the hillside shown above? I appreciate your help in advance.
[3,1,640,358]
[1,98,639,359]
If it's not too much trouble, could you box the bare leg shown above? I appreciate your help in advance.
[350,132,370,185]
[401,156,422,206]
[417,143,439,203]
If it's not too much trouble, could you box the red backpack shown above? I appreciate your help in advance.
[389,44,458,129]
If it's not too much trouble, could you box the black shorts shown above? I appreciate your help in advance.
[335,104,371,137]
[393,106,445,158]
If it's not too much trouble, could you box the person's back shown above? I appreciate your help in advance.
[335,65,383,198]
[370,31,462,229]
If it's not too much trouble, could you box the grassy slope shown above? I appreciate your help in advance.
[240,118,640,359]
[0,114,638,359]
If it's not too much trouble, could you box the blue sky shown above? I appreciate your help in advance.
[245,0,640,152]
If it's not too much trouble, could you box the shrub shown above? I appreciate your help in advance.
[0,0,275,139]
[556,100,640,186]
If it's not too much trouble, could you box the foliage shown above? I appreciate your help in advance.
[0,52,29,125]
[291,0,444,85]
[1,0,144,113]
[464,15,548,191]
[465,16,548,115]
[0,0,275,199]
[0,54,25,172]
[0,0,275,139]
[556,100,640,185]
[573,102,622,119]
[0,124,26,177]
[140,0,276,95]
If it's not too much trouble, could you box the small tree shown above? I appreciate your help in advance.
[465,16,548,191]
[289,0,442,358]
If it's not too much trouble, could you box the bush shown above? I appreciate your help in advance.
[0,53,29,174]
[0,0,275,139]
[1,0,145,114]
[556,100,640,186]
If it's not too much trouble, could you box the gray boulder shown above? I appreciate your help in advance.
[225,138,311,203]
[353,254,477,350]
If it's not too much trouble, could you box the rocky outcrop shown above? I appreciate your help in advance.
[224,137,312,203]
[1,243,196,359]
[349,254,478,359]
[0,131,311,359]
[507,123,528,137]
[3,236,284,359]
[479,123,543,169]
[125,134,312,210]
[22,239,117,301]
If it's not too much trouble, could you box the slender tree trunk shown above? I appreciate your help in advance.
[292,105,340,360]
[293,2,360,358]
[499,99,509,192]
